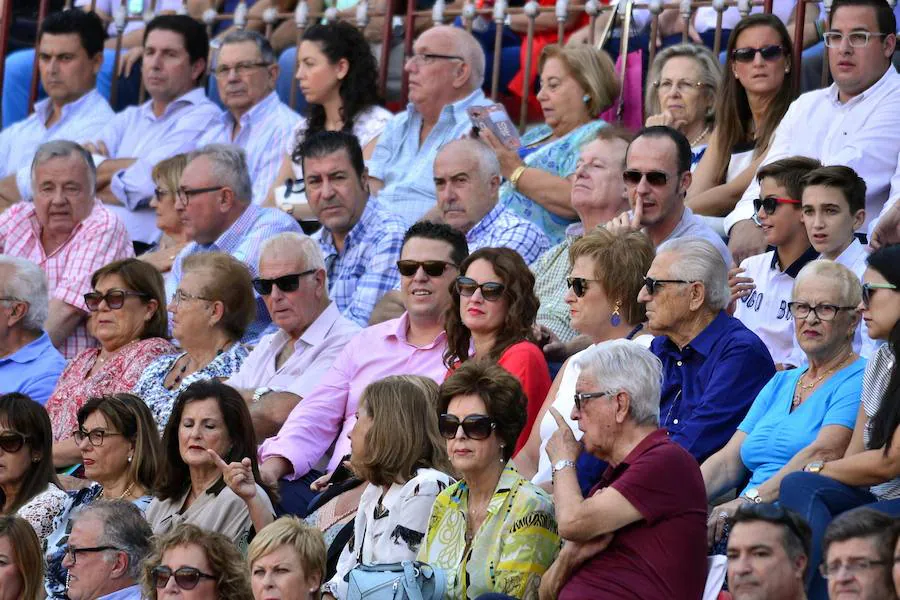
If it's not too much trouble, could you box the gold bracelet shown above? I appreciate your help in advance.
[509,165,528,189]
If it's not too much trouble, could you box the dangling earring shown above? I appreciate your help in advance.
[582,94,590,103]
[499,445,505,464]
[610,301,622,327]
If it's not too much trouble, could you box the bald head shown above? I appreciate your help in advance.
[406,26,484,114]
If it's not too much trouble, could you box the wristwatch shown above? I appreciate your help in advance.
[252,387,273,404]
[742,488,762,504]
[804,460,825,474]
[551,459,576,476]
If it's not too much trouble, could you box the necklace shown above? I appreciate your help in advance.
[165,344,230,390]
[791,352,854,409]
[689,124,711,147]
[98,480,136,500]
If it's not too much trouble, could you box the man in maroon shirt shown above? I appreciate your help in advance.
[541,339,708,600]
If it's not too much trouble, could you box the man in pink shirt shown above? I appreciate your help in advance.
[257,221,469,515]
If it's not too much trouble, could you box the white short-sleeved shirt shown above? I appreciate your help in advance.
[76,0,184,36]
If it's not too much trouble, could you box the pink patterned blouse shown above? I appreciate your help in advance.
[45,337,176,440]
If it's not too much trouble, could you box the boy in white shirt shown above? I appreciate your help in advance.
[731,157,821,367]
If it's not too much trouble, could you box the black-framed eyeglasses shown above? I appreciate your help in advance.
[397,260,456,278]
[405,52,464,66]
[623,169,669,187]
[566,276,601,298]
[787,302,857,321]
[84,289,149,312]
[151,566,217,590]
[753,195,801,215]
[438,414,497,440]
[213,61,271,77]
[62,545,120,565]
[643,276,693,296]
[823,31,887,48]
[861,282,898,307]
[820,558,889,578]
[732,44,786,62]
[252,270,318,295]
[0,431,30,454]
[455,276,506,301]
[72,428,124,447]
[574,390,616,411]
[175,186,224,206]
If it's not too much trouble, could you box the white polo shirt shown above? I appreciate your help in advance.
[734,246,819,364]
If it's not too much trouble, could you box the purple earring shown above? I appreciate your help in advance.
[610,301,622,327]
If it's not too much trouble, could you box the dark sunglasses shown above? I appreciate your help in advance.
[84,289,148,312]
[574,390,615,411]
[732,44,785,62]
[151,566,216,590]
[0,431,29,453]
[251,270,317,295]
[396,260,455,277]
[566,276,600,298]
[438,414,497,440]
[455,276,505,301]
[623,169,669,187]
[861,282,898,307]
[643,276,693,296]
[753,195,801,215]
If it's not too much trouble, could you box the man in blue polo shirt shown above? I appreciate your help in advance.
[0,256,66,405]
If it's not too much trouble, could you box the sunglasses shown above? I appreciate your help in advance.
[455,276,505,301]
[861,282,898,307]
[151,566,217,590]
[396,260,455,277]
[251,270,317,295]
[623,169,669,187]
[643,276,693,296]
[753,196,801,215]
[438,414,497,440]
[0,431,29,453]
[574,390,615,411]
[732,44,786,62]
[566,276,600,298]
[84,289,149,312]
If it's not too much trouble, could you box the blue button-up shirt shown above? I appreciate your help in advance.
[197,91,301,204]
[0,89,113,199]
[467,202,550,265]
[172,203,302,342]
[368,88,492,225]
[314,200,407,327]
[651,311,775,463]
[0,331,66,405]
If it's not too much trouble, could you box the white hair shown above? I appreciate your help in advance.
[656,237,729,311]
[573,339,662,427]
[425,26,485,90]
[793,260,862,307]
[0,255,49,332]
[260,232,326,272]
[187,144,253,204]
[436,138,501,180]
[31,140,97,197]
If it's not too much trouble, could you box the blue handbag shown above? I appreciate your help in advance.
[346,560,446,600]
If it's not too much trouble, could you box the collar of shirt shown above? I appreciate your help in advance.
[404,87,487,126]
[317,199,379,256]
[466,202,505,242]
[450,464,519,509]
[1,331,54,363]
[26,199,102,258]
[97,584,142,600]
[223,90,281,130]
[660,310,731,360]
[138,86,208,122]
[596,428,669,490]
[387,312,447,348]
[34,89,103,128]
[202,203,261,254]
[835,236,865,265]
[565,221,586,240]
[298,301,343,347]
[827,64,898,107]
[770,244,819,277]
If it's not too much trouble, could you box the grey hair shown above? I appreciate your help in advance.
[573,339,662,427]
[260,232,326,272]
[30,140,97,197]
[76,500,153,580]
[645,43,721,122]
[187,144,253,204]
[429,26,485,90]
[793,260,862,307]
[657,237,729,311]
[436,138,501,179]
[217,29,276,65]
[0,255,49,332]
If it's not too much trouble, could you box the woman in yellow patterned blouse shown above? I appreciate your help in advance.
[419,361,560,599]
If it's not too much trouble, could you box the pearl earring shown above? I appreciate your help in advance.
[127,455,133,463]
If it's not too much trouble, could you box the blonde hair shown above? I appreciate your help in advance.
[794,260,863,308]
[540,44,620,116]
[181,252,256,341]
[151,154,188,194]
[248,517,326,600]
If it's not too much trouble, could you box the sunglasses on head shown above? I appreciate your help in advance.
[731,44,786,62]
[151,566,216,590]
[566,277,600,298]
[0,431,29,454]
[753,195,801,215]
[643,276,693,296]
[623,169,669,187]
[438,414,497,440]
[861,282,898,307]
[455,276,505,301]
[83,289,148,312]
[396,260,455,277]
[252,270,317,295]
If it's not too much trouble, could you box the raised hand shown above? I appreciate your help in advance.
[208,449,258,501]
[545,407,581,465]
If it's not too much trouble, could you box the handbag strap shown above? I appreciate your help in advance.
[400,561,425,600]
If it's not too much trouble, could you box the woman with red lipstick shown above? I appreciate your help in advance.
[444,247,551,453]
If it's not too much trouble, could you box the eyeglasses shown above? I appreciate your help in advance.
[175,186,224,206]
[753,196,801,215]
[823,31,887,48]
[151,566,217,590]
[73,428,124,447]
[623,169,669,187]
[861,282,898,307]
[652,78,707,94]
[455,276,505,301]
[566,277,601,298]
[213,61,270,77]
[62,545,120,565]
[251,270,318,295]
[170,289,214,307]
[787,302,857,321]
[153,187,172,201]
[405,52,464,66]
[0,432,30,453]
[643,276,694,296]
[820,559,889,578]
[84,289,149,311]
[574,390,616,411]
[396,260,456,278]
[732,45,786,62]
[438,414,497,440]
